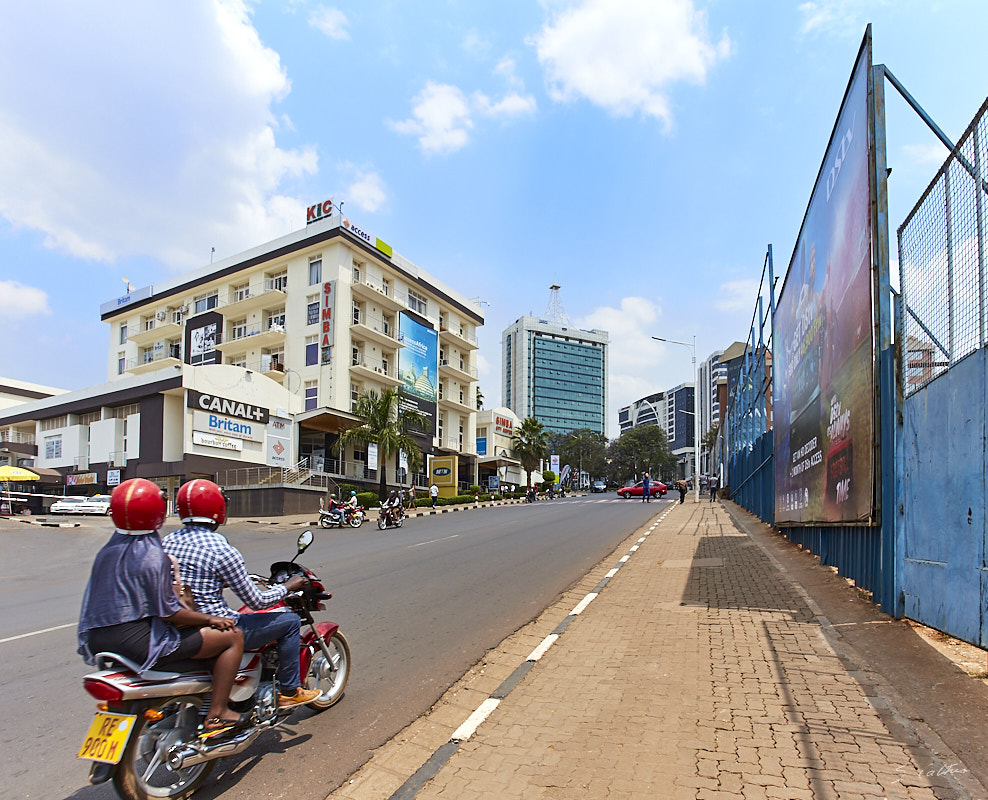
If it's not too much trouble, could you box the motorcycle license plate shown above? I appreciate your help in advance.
[77,711,136,764]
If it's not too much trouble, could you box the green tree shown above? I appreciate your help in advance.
[548,428,608,485]
[702,424,720,451]
[333,387,427,501]
[606,425,676,485]
[511,416,549,489]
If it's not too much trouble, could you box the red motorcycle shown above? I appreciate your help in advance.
[77,530,350,800]
[377,504,405,530]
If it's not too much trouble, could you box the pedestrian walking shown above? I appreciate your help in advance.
[678,480,687,504]
[430,483,438,508]
[407,485,416,511]
[709,473,719,502]
[642,472,651,503]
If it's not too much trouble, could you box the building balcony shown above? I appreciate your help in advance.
[438,393,475,414]
[73,456,89,471]
[351,315,402,349]
[243,358,287,382]
[109,451,127,467]
[214,322,286,352]
[128,318,182,346]
[349,355,401,386]
[436,436,474,455]
[220,280,287,315]
[439,326,478,351]
[438,359,477,383]
[127,351,183,375]
[0,429,36,446]
[351,276,406,312]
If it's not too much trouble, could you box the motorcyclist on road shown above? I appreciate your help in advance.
[324,492,344,525]
[383,489,404,521]
[345,490,359,510]
[162,479,321,711]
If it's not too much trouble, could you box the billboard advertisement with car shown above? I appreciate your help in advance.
[773,32,876,525]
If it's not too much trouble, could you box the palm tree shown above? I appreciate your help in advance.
[511,417,549,490]
[333,387,427,501]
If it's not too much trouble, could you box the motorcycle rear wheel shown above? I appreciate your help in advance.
[113,696,214,800]
[319,516,332,529]
[348,514,362,528]
[395,516,403,528]
[306,631,351,710]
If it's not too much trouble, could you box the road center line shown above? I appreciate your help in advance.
[409,534,460,548]
[0,622,75,644]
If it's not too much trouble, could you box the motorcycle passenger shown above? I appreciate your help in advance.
[78,479,247,736]
[383,489,403,521]
[162,480,321,710]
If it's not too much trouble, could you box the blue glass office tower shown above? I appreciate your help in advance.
[502,316,608,436]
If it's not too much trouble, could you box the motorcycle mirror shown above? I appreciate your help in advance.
[297,530,313,553]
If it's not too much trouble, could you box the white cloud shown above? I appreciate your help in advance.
[309,6,350,40]
[0,281,52,319]
[715,279,759,312]
[346,170,388,213]
[392,81,535,153]
[532,0,731,127]
[797,0,877,37]
[902,142,950,168]
[494,56,524,88]
[0,1,317,271]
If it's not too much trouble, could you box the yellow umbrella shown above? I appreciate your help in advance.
[0,465,39,516]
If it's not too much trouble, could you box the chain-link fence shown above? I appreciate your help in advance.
[898,97,988,396]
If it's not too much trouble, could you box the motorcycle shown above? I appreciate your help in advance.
[377,504,404,530]
[77,530,350,800]
[319,504,364,529]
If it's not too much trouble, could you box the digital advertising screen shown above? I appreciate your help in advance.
[398,310,438,442]
[773,31,876,525]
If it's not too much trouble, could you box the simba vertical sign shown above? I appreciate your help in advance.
[321,281,335,364]
[773,31,876,525]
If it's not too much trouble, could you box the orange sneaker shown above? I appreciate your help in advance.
[277,687,322,708]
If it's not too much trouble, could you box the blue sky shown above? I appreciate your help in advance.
[1,0,985,436]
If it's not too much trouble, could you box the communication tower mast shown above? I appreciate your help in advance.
[543,284,572,326]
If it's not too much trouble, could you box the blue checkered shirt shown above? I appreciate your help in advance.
[161,524,287,621]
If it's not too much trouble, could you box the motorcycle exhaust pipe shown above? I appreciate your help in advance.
[167,727,264,769]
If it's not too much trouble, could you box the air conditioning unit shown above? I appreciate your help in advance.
[155,311,167,321]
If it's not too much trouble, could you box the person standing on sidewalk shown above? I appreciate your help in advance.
[430,483,438,508]
[642,472,651,503]
[709,473,719,502]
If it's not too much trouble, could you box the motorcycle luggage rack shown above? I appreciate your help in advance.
[95,651,183,681]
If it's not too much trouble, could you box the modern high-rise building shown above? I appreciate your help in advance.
[501,315,608,436]
[697,348,727,440]
[617,383,695,479]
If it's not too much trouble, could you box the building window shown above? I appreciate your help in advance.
[352,300,361,326]
[231,318,248,340]
[352,262,361,283]
[118,355,126,375]
[44,435,62,460]
[267,309,286,330]
[350,382,361,412]
[78,411,101,426]
[40,416,68,431]
[304,381,318,412]
[381,277,391,297]
[305,335,318,366]
[232,281,250,302]
[193,292,218,314]
[268,270,288,291]
[112,403,140,419]
[306,294,319,325]
[228,353,247,368]
[408,289,427,315]
[309,257,322,285]
[119,323,128,344]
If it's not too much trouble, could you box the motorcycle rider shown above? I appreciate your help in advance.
[382,489,403,523]
[162,479,321,709]
[77,478,247,735]
[324,492,344,525]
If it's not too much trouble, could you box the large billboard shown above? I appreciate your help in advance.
[398,311,438,442]
[773,32,876,525]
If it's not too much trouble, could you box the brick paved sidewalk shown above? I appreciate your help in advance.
[330,500,986,800]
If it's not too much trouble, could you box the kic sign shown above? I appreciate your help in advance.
[306,199,334,225]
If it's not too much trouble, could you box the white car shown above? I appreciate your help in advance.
[49,496,88,514]
[79,495,113,515]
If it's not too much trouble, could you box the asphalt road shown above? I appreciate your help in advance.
[0,493,669,800]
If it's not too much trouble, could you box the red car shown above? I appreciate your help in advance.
[617,481,667,498]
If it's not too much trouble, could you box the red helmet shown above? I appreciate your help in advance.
[177,479,227,526]
[110,478,167,533]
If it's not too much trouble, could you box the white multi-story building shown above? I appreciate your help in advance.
[0,208,484,514]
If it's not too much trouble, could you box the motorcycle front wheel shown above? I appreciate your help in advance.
[306,631,351,710]
[395,516,403,528]
[113,696,214,800]
[377,517,387,530]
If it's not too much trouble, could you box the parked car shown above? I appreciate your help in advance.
[591,480,607,493]
[49,496,88,514]
[617,481,668,498]
[78,494,113,515]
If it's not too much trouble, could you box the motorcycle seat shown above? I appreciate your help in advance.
[94,651,213,680]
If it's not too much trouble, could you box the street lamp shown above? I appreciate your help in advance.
[652,335,700,503]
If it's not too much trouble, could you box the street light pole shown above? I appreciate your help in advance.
[652,335,700,502]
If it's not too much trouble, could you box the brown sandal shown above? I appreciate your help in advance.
[199,713,251,738]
